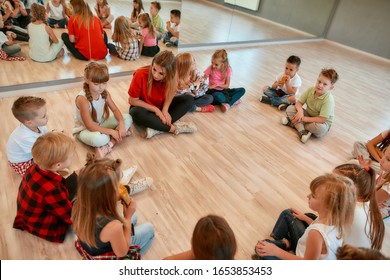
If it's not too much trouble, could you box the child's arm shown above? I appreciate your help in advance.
[166,21,179,37]
[366,132,386,162]
[18,1,27,16]
[105,92,126,140]
[76,95,121,142]
[100,200,136,257]
[45,26,59,44]
[46,2,51,14]
[290,208,314,225]
[210,76,230,89]
[137,35,144,55]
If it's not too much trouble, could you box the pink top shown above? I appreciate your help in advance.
[141,28,157,47]
[204,66,232,90]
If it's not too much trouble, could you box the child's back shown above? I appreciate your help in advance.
[13,132,77,243]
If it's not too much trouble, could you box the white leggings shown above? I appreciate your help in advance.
[77,114,132,147]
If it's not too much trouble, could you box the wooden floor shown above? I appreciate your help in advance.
[1,0,390,261]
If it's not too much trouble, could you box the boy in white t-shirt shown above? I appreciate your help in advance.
[6,96,48,176]
[163,9,180,47]
[260,55,302,111]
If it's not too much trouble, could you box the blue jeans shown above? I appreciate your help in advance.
[130,213,155,256]
[259,209,314,260]
[263,87,288,107]
[209,88,245,106]
[163,32,178,46]
[48,18,68,28]
[191,94,214,111]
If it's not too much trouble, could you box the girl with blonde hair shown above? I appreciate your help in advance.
[94,0,113,29]
[333,163,384,250]
[128,50,197,139]
[72,154,154,257]
[73,62,132,158]
[137,13,159,57]
[204,49,245,112]
[176,52,214,113]
[107,16,139,60]
[255,173,356,260]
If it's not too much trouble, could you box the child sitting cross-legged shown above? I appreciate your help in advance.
[13,132,78,243]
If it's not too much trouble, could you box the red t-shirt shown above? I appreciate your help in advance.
[67,16,108,60]
[128,67,167,109]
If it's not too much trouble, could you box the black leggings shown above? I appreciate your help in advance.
[61,31,108,61]
[129,94,193,132]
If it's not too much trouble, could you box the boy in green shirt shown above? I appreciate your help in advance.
[150,1,165,40]
[281,68,339,144]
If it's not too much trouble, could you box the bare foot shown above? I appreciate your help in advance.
[54,24,59,28]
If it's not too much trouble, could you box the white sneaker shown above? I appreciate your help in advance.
[278,104,288,111]
[174,121,197,135]
[300,131,312,144]
[145,127,164,139]
[120,166,138,185]
[128,177,153,195]
[281,116,290,126]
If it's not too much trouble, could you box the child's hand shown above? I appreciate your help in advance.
[110,128,122,142]
[290,208,306,221]
[117,123,127,139]
[123,199,136,219]
[255,240,278,257]
[209,84,217,89]
[166,21,171,28]
[291,110,304,125]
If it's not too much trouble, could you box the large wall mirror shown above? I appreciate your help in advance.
[2,0,340,92]
[181,0,338,46]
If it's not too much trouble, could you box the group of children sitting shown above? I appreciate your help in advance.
[5,42,390,260]
[0,0,180,61]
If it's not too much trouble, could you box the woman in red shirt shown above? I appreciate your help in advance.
[128,50,197,139]
[61,0,107,60]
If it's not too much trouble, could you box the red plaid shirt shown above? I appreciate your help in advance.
[13,164,72,243]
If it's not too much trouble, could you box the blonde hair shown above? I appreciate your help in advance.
[112,16,136,44]
[211,49,229,81]
[176,52,195,91]
[11,96,46,122]
[32,132,76,170]
[138,13,155,38]
[30,3,47,24]
[70,0,93,27]
[72,153,124,248]
[83,62,110,122]
[147,50,176,98]
[334,164,384,250]
[310,173,356,239]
